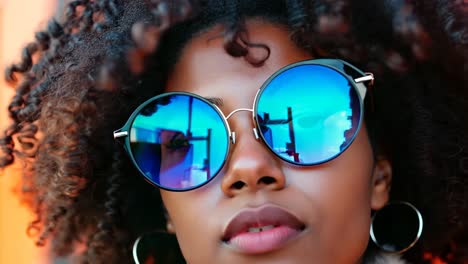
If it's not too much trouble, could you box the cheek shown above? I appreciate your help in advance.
[287,128,374,261]
[160,187,222,262]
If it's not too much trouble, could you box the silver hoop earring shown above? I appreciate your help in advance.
[370,201,423,254]
[132,230,184,264]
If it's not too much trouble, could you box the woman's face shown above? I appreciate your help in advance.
[161,20,391,264]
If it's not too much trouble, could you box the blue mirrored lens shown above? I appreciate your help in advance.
[256,64,361,164]
[129,94,228,190]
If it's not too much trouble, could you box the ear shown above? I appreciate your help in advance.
[166,218,176,234]
[164,210,176,234]
[370,157,392,210]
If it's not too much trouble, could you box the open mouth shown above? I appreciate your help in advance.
[222,204,306,254]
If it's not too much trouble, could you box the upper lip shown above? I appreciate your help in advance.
[222,204,305,242]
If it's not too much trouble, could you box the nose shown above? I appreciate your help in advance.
[220,113,286,197]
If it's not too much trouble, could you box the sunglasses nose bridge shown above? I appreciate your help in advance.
[225,108,259,144]
[225,108,254,120]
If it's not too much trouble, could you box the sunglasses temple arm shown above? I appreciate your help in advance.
[113,130,128,145]
[354,73,374,100]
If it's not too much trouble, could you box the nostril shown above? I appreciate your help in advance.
[232,181,245,190]
[258,176,276,185]
[231,177,276,190]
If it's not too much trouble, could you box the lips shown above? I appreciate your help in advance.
[222,204,305,254]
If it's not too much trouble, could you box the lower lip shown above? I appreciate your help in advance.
[225,226,302,254]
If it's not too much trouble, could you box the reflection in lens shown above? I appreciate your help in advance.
[256,64,361,165]
[129,94,228,190]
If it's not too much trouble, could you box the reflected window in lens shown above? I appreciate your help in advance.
[129,95,229,190]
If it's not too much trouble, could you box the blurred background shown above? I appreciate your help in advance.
[0,1,60,263]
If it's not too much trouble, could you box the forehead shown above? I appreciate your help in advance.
[165,19,312,96]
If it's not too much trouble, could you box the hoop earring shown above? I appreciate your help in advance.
[132,230,184,264]
[370,201,423,254]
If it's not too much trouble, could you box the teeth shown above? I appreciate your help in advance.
[248,225,274,233]
[248,227,262,233]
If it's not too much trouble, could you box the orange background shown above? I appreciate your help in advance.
[0,1,56,263]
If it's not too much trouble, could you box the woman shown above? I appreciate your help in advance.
[1,0,467,263]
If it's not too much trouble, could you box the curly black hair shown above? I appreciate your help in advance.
[1,0,467,263]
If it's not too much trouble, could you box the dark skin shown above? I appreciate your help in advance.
[161,19,392,264]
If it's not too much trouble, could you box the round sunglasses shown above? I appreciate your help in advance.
[114,59,374,191]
